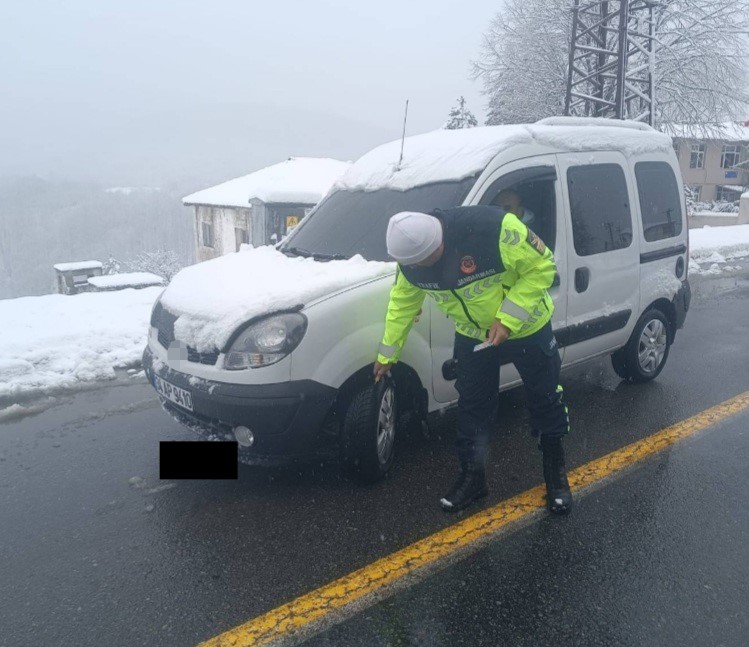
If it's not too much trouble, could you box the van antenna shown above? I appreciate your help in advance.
[396,99,409,170]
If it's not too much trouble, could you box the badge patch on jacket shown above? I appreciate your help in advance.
[526,229,547,255]
[460,255,477,274]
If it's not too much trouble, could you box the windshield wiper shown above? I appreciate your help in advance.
[311,252,349,261]
[282,246,314,258]
[282,246,348,261]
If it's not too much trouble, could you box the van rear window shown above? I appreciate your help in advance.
[634,162,684,242]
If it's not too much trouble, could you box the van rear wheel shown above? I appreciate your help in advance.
[611,308,671,383]
[342,377,397,483]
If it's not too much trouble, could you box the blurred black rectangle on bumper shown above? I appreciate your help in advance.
[159,441,238,479]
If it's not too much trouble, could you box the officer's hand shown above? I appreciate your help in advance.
[487,320,511,346]
[373,361,392,383]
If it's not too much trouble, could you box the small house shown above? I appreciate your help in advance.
[53,261,103,295]
[182,157,351,262]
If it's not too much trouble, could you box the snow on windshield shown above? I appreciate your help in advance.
[160,246,394,352]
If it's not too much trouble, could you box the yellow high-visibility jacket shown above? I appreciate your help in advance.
[378,206,556,365]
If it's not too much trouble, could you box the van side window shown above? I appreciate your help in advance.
[634,162,683,242]
[567,164,632,256]
[479,166,558,252]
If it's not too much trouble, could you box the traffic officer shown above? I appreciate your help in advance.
[373,206,572,514]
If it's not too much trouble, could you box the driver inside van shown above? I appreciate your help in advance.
[493,188,536,228]
[373,207,572,515]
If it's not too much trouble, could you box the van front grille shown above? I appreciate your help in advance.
[152,301,219,366]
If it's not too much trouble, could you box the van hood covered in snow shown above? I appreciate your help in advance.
[159,247,394,352]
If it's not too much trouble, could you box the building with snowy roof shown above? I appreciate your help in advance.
[53,260,103,295]
[667,122,749,206]
[182,157,351,262]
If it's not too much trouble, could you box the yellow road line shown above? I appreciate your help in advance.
[199,390,749,647]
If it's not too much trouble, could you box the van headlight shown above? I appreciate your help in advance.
[224,313,307,369]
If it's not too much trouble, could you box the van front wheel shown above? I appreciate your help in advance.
[611,308,671,383]
[342,377,397,483]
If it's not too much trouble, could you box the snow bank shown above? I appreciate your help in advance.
[88,272,164,289]
[689,224,749,275]
[182,157,351,208]
[0,287,162,400]
[335,121,672,192]
[161,246,394,352]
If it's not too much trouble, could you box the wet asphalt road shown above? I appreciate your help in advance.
[0,275,748,647]
[309,409,749,647]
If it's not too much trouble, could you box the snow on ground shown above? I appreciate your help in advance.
[688,224,749,276]
[161,246,394,352]
[0,287,162,402]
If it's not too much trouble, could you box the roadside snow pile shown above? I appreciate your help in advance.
[689,224,749,276]
[161,246,394,352]
[0,287,161,400]
[88,272,164,289]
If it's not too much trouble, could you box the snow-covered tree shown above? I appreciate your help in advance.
[102,255,121,275]
[126,249,184,282]
[472,0,749,127]
[445,96,479,129]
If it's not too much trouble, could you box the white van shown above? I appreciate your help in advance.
[143,117,690,481]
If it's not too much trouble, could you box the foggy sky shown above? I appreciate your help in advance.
[2,1,498,186]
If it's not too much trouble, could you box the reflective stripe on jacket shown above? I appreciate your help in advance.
[377,207,556,365]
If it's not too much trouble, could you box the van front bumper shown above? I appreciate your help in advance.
[142,346,338,464]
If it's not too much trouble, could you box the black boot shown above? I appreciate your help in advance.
[440,462,488,513]
[540,435,572,515]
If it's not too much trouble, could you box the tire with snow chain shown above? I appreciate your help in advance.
[342,376,397,483]
[611,308,671,383]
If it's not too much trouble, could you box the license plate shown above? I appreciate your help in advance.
[153,375,194,412]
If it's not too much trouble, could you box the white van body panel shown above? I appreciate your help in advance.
[627,151,688,315]
[293,274,428,398]
[557,150,641,363]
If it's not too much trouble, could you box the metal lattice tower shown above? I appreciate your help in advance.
[564,0,661,125]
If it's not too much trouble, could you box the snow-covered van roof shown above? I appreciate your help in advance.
[334,117,673,193]
[182,157,352,208]
[53,260,103,272]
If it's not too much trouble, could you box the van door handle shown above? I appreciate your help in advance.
[575,267,590,293]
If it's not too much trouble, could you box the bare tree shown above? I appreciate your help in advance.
[126,249,184,282]
[473,0,749,127]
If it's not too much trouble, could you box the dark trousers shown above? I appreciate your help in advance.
[454,322,569,466]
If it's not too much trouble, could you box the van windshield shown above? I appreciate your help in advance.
[280,178,477,262]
